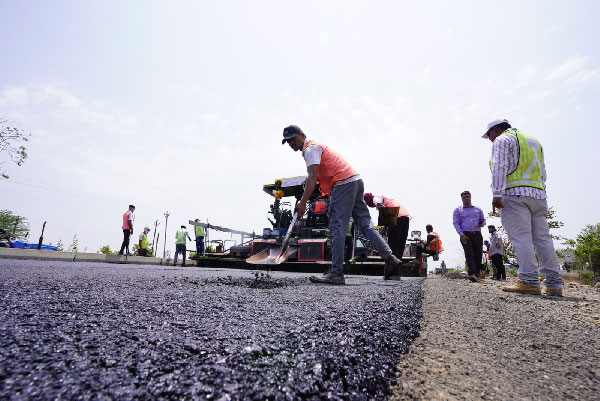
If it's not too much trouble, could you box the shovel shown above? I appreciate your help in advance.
[246,213,298,265]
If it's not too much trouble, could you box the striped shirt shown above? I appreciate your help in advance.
[490,130,547,199]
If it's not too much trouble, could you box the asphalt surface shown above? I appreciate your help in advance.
[0,259,423,400]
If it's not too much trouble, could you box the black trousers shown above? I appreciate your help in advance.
[119,229,131,254]
[174,244,186,264]
[492,253,505,279]
[388,216,410,258]
[462,231,483,276]
[416,246,436,260]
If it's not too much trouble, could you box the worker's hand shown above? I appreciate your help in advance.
[294,202,306,217]
[130,229,134,235]
[492,197,504,213]
[460,234,468,245]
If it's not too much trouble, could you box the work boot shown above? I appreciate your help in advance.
[543,286,563,297]
[502,279,541,295]
[386,275,402,281]
[468,275,479,283]
[309,273,345,285]
[384,256,401,279]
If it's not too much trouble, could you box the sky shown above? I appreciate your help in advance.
[1,0,599,269]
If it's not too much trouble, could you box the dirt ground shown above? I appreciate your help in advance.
[392,275,600,401]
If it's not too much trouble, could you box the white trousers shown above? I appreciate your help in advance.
[500,195,563,289]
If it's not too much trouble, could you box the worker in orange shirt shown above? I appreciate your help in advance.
[363,193,411,259]
[282,125,402,284]
[416,224,443,261]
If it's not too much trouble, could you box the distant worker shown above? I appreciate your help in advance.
[453,191,486,282]
[440,260,447,274]
[119,204,135,255]
[138,226,151,257]
[488,225,505,280]
[363,193,411,259]
[282,125,402,284]
[174,225,192,266]
[194,218,206,256]
[416,224,444,261]
[483,119,562,295]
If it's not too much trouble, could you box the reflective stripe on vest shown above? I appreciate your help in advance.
[301,140,358,196]
[381,196,411,218]
[195,225,205,237]
[429,231,443,252]
[141,233,148,249]
[176,229,186,245]
[506,129,544,190]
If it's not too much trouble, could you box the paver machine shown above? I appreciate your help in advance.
[229,176,429,276]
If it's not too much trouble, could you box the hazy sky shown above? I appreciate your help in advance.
[1,1,599,268]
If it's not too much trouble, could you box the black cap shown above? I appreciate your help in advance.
[282,125,302,144]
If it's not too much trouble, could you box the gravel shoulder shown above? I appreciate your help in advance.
[392,275,600,400]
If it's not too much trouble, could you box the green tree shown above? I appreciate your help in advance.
[564,223,600,276]
[1,119,29,179]
[0,210,29,240]
[56,239,64,251]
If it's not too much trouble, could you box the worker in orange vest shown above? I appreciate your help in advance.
[363,193,411,259]
[282,125,402,284]
[416,224,443,261]
[119,204,135,255]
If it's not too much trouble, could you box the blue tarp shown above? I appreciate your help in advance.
[10,241,59,251]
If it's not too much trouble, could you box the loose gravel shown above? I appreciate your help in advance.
[0,259,423,400]
[392,275,600,400]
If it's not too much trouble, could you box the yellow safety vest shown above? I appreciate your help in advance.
[195,225,205,237]
[490,129,545,191]
[140,232,148,249]
[176,229,187,245]
[506,129,544,190]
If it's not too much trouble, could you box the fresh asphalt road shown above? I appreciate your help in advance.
[0,259,423,400]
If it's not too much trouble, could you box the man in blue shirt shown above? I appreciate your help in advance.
[453,191,486,281]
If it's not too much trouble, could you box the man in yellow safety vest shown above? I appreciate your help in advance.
[484,119,563,296]
[194,218,206,256]
[174,225,192,266]
[138,226,151,257]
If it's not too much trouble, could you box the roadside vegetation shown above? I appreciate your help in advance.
[1,119,29,180]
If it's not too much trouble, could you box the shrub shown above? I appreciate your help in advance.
[508,268,518,277]
[99,245,115,255]
[446,268,464,275]
[580,271,597,286]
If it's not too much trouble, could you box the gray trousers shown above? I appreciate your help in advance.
[500,195,563,289]
[329,179,393,275]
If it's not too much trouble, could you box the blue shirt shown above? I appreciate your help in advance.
[453,205,486,236]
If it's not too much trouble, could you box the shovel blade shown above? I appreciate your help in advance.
[246,246,297,265]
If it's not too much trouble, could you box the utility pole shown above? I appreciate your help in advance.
[152,219,159,257]
[37,221,47,250]
[163,211,170,259]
